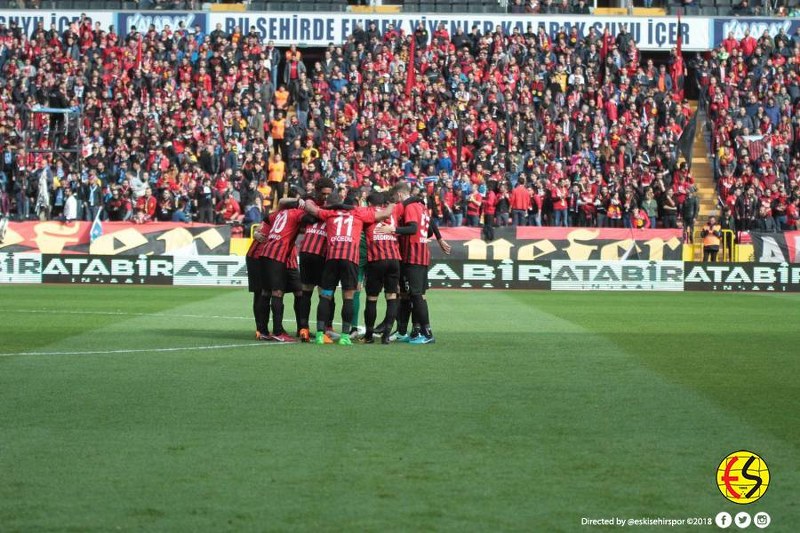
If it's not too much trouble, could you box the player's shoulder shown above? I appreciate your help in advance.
[403,199,425,216]
[354,205,377,217]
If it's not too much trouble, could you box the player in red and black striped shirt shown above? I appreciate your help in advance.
[246,215,271,340]
[303,195,394,345]
[389,182,451,344]
[362,192,403,344]
[256,200,306,342]
[296,178,335,342]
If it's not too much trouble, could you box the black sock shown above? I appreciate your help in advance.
[316,297,330,333]
[326,298,336,329]
[412,295,430,337]
[383,299,398,338]
[263,291,271,332]
[299,290,313,329]
[253,293,267,334]
[293,293,303,332]
[341,298,354,334]
[364,299,377,336]
[397,297,411,335]
[271,295,284,335]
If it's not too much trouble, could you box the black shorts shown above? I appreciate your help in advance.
[401,263,428,296]
[365,260,400,297]
[299,252,325,287]
[246,255,266,293]
[285,268,302,294]
[320,258,359,291]
[263,257,287,293]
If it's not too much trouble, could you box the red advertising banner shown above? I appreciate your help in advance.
[435,227,684,261]
[0,222,231,256]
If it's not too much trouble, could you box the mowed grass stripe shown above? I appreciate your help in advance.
[0,288,797,531]
[0,286,236,356]
[514,292,800,449]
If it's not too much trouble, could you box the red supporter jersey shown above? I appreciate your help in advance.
[399,200,432,266]
[262,208,305,263]
[316,207,376,264]
[299,220,327,256]
[365,204,402,262]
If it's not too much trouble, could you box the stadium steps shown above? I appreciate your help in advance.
[691,111,717,227]
[681,100,717,228]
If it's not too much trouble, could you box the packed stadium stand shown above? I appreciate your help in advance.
[0,1,798,235]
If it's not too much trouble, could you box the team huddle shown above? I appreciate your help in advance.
[246,178,451,345]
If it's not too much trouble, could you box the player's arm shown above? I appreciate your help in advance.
[325,202,354,211]
[278,197,305,210]
[304,202,337,221]
[375,204,415,235]
[376,221,416,235]
[428,218,451,255]
[303,198,320,217]
[253,221,269,243]
[373,202,396,223]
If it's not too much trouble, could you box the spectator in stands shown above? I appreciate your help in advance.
[701,216,722,261]
[573,0,591,13]
[217,191,242,224]
[63,186,78,223]
[133,187,156,224]
[155,189,175,222]
[510,178,530,227]
[732,0,754,15]
[105,187,131,221]
[7,15,787,238]
[682,187,699,242]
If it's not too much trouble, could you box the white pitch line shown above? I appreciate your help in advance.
[0,342,281,358]
[12,309,346,327]
[14,309,253,320]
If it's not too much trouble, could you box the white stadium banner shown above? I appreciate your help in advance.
[208,13,713,51]
[550,260,684,291]
[0,253,43,284]
[173,256,248,287]
[0,10,116,38]
[0,10,713,51]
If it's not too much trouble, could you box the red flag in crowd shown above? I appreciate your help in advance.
[600,27,609,61]
[599,27,610,85]
[455,122,463,167]
[405,36,416,99]
[673,10,685,100]
[136,35,143,69]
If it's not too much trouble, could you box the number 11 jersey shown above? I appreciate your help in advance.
[315,207,377,265]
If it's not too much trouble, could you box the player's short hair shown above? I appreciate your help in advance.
[315,177,335,192]
[390,182,411,202]
[367,191,385,206]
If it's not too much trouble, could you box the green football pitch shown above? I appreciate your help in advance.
[1,286,798,531]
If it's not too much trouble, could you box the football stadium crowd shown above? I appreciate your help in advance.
[700,28,800,233]
[508,0,800,17]
[0,13,799,233]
